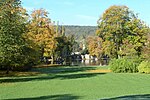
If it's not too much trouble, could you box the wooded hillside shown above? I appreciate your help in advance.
[63,25,97,40]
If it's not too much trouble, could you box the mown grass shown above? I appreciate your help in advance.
[0,65,150,100]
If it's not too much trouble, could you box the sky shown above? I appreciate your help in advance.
[21,0,150,26]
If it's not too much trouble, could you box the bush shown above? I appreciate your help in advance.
[109,58,141,73]
[138,61,150,74]
[0,46,40,72]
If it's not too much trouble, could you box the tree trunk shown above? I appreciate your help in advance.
[51,55,54,64]
[6,66,9,74]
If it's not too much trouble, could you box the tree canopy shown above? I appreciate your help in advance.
[0,0,30,73]
[26,9,57,58]
[97,5,149,59]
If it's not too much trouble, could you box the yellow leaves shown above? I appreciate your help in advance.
[31,9,48,19]
[25,9,56,57]
[87,36,102,57]
[10,10,14,14]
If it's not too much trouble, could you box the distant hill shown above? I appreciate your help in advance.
[63,25,97,40]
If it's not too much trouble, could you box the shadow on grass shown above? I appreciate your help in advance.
[0,72,105,83]
[0,66,97,78]
[0,71,41,77]
[31,66,97,74]
[101,94,150,100]
[5,94,80,100]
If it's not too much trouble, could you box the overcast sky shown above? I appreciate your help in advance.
[22,0,150,26]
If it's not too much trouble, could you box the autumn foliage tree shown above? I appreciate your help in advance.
[97,5,149,59]
[26,9,76,64]
[142,33,150,60]
[124,19,149,57]
[26,9,57,61]
[0,0,34,73]
[87,36,102,59]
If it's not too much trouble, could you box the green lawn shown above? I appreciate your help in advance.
[0,66,150,100]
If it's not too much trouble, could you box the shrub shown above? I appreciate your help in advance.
[0,46,40,72]
[109,58,141,73]
[138,61,150,74]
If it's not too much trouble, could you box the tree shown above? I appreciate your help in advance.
[142,33,150,60]
[124,19,149,57]
[0,0,28,73]
[87,36,102,59]
[26,9,57,63]
[97,5,149,59]
[55,34,74,64]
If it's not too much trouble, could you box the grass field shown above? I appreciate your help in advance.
[0,65,150,100]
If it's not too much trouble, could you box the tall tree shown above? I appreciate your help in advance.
[97,5,149,58]
[0,0,28,73]
[55,34,74,64]
[26,9,56,61]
